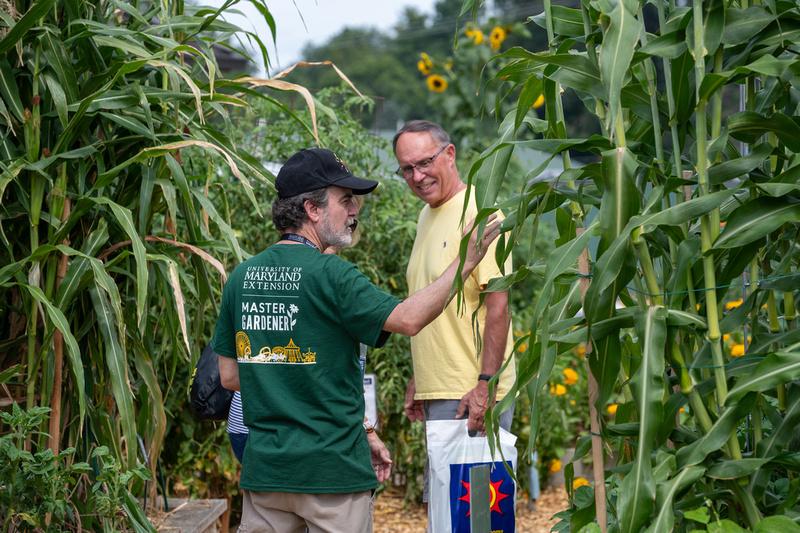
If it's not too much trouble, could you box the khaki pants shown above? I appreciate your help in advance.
[238,490,373,533]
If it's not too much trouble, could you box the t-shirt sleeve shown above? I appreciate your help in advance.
[212,275,237,358]
[333,259,401,347]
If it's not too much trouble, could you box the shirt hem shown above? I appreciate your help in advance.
[240,482,377,494]
[415,390,514,401]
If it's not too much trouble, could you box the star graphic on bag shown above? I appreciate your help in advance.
[457,479,510,516]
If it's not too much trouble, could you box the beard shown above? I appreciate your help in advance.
[319,216,354,250]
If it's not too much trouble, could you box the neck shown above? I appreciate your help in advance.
[281,227,323,250]
[436,179,467,207]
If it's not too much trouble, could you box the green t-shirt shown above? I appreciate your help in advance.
[213,244,400,493]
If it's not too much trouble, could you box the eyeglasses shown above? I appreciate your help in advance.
[395,145,448,180]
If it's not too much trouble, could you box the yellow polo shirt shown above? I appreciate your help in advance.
[406,188,516,400]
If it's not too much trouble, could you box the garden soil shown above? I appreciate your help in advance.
[373,486,568,532]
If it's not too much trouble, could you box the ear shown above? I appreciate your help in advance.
[304,199,322,223]
[445,143,457,166]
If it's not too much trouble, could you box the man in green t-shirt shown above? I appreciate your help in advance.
[214,147,501,532]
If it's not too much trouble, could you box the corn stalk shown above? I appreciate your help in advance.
[465,0,800,529]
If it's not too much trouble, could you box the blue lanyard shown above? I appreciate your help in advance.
[280,233,319,250]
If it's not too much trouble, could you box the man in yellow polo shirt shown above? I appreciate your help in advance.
[393,120,517,504]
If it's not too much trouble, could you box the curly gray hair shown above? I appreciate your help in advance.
[271,188,329,232]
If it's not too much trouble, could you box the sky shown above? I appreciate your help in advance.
[208,0,438,75]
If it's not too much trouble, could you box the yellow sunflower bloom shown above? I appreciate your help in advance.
[426,74,448,93]
[417,59,431,75]
[465,27,484,45]
[549,459,562,473]
[517,342,528,353]
[489,26,507,50]
[532,94,545,109]
[725,298,744,310]
[563,367,579,386]
[572,477,590,490]
[730,343,746,357]
[420,52,433,68]
[552,384,567,396]
[722,333,731,342]
[607,403,618,415]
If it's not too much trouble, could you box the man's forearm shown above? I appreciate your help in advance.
[218,355,240,391]
[384,217,501,336]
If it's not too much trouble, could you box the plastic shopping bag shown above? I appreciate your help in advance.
[427,419,517,532]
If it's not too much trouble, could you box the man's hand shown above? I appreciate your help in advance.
[367,431,393,483]
[463,215,502,271]
[404,377,424,422]
[456,381,490,433]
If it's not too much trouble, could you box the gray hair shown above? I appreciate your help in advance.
[392,120,452,152]
[271,188,329,232]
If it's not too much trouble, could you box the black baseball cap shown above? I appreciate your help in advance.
[275,148,379,199]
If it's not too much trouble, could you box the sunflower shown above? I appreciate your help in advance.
[420,52,433,68]
[490,26,507,50]
[607,403,618,415]
[550,383,567,396]
[426,74,448,93]
[730,343,746,357]
[573,477,590,490]
[563,367,579,385]
[532,94,545,109]
[465,27,484,45]
[417,60,431,75]
[549,459,562,473]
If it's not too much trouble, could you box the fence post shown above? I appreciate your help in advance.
[577,227,607,533]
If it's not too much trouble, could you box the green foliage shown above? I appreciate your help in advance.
[0,404,150,531]
[461,0,800,529]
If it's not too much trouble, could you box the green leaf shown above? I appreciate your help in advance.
[708,143,772,185]
[715,197,800,249]
[707,458,771,479]
[684,506,711,524]
[727,353,800,403]
[43,73,68,128]
[639,30,687,59]
[99,111,157,140]
[0,0,56,54]
[753,516,800,533]
[632,189,736,234]
[751,393,800,498]
[618,306,666,533]
[728,112,800,153]
[677,393,756,468]
[16,283,86,428]
[708,519,750,533]
[191,189,243,263]
[530,6,586,37]
[722,7,775,45]
[0,59,25,123]
[91,197,148,330]
[90,287,137,468]
[497,49,604,99]
[646,466,706,532]
[41,29,79,103]
[599,0,642,132]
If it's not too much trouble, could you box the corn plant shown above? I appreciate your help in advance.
[0,0,309,527]
[462,0,800,529]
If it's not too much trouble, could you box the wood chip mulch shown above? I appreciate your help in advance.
[374,486,569,532]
